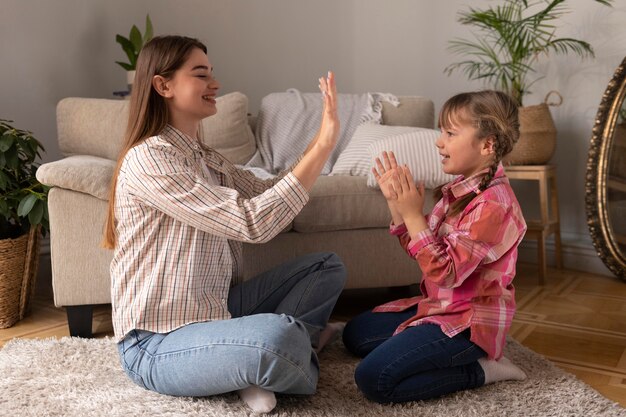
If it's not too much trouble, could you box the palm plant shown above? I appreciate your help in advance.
[445,0,613,106]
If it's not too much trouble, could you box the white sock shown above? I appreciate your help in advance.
[237,385,277,414]
[315,322,346,354]
[478,356,527,384]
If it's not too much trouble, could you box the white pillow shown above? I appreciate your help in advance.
[200,92,256,165]
[330,124,418,176]
[366,129,455,189]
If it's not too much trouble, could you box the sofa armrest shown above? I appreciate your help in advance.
[36,155,114,201]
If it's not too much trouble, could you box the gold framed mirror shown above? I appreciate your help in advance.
[586,56,626,280]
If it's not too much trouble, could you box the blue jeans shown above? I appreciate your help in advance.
[342,309,486,403]
[117,252,346,397]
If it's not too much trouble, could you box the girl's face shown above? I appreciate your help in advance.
[155,47,220,127]
[436,110,495,178]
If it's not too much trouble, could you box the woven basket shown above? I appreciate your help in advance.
[504,91,561,165]
[0,226,41,328]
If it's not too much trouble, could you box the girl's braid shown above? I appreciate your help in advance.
[477,136,505,193]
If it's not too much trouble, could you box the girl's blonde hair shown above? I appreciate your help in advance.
[435,90,520,217]
[102,35,207,249]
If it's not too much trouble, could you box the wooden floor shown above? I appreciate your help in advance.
[1,262,625,407]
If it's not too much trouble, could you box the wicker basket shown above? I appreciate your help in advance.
[504,91,561,165]
[0,226,41,328]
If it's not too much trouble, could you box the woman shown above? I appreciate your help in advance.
[103,35,346,413]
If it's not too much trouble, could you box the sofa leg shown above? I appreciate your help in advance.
[66,305,94,338]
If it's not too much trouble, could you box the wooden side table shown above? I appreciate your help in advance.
[505,165,563,284]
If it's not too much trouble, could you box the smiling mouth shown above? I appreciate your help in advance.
[202,95,216,103]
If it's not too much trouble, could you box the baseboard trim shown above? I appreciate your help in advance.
[518,231,614,277]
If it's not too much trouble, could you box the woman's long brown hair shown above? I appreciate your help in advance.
[102,36,207,249]
[434,90,520,218]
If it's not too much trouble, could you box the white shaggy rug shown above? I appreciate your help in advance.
[0,336,624,417]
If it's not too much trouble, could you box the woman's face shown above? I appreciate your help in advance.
[159,47,220,123]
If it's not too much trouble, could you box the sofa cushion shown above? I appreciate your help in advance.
[293,176,390,232]
[200,92,256,165]
[293,175,435,233]
[57,98,129,160]
[366,129,455,189]
[330,124,418,176]
[36,155,115,201]
[56,92,256,164]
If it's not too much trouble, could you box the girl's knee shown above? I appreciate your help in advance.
[354,362,389,404]
[342,320,361,355]
[342,312,375,357]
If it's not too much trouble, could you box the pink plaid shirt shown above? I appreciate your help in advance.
[111,125,309,342]
[373,165,526,359]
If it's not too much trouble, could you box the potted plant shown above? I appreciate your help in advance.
[445,0,613,165]
[115,14,154,91]
[0,119,49,328]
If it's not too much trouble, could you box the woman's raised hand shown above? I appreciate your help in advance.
[317,71,339,149]
[372,151,400,201]
[291,72,340,191]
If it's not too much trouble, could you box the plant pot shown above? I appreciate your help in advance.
[127,70,136,92]
[504,102,557,165]
[0,226,41,328]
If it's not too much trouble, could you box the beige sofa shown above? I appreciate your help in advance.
[36,93,435,337]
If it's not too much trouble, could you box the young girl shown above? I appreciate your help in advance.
[103,35,346,413]
[342,90,528,403]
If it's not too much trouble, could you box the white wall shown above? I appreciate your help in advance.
[2,0,625,276]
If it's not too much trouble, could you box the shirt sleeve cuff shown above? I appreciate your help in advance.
[407,229,436,258]
[274,172,310,214]
[389,222,408,236]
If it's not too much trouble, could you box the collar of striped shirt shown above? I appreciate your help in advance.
[160,124,227,171]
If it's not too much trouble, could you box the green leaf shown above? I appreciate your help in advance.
[5,146,18,169]
[116,61,134,71]
[144,14,153,43]
[0,171,7,190]
[116,35,136,67]
[130,25,142,52]
[0,133,14,152]
[0,198,8,218]
[116,34,134,52]
[17,138,35,162]
[28,200,44,226]
[17,194,37,217]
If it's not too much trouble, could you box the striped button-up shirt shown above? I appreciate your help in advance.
[373,165,526,359]
[111,125,309,342]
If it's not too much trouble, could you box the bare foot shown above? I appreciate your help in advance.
[315,322,346,354]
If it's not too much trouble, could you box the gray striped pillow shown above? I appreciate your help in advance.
[366,129,455,189]
[330,124,418,176]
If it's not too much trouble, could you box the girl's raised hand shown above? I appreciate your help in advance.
[372,151,399,201]
[317,71,339,149]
